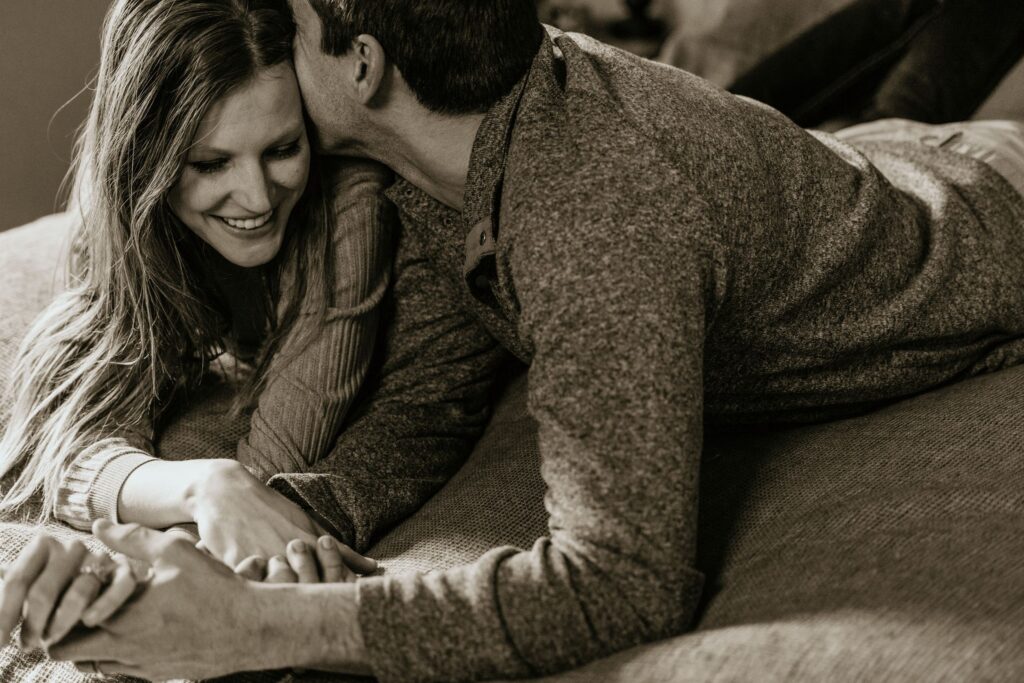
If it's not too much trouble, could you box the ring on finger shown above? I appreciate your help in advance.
[79,558,115,585]
[130,561,155,584]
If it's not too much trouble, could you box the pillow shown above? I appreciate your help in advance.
[659,0,857,86]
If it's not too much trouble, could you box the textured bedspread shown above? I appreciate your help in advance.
[3,214,1023,682]
[0,214,546,683]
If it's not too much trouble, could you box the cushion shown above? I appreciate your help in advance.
[519,354,1024,680]
[659,0,857,87]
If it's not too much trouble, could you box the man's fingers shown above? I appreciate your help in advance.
[92,520,178,565]
[41,571,103,646]
[318,536,377,577]
[334,541,378,575]
[234,556,267,582]
[46,627,119,663]
[0,535,54,644]
[74,660,144,678]
[263,556,298,584]
[285,541,319,584]
[80,557,137,628]
[315,536,355,583]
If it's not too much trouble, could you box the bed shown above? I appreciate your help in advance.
[2,212,1022,682]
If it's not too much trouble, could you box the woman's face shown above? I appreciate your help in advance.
[168,63,310,268]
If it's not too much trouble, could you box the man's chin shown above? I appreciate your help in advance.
[315,136,371,158]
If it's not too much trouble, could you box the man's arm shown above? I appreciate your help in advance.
[266,216,510,551]
[345,207,716,682]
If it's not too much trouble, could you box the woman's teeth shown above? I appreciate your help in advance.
[219,210,273,230]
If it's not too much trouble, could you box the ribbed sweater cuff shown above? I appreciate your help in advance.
[54,447,159,530]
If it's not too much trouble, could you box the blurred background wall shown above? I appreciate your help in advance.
[1,0,1019,232]
[0,0,630,233]
[0,2,107,231]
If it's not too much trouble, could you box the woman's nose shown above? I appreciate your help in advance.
[232,160,274,214]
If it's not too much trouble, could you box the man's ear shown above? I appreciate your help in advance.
[351,34,387,105]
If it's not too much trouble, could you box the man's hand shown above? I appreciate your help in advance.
[48,520,372,680]
[235,535,375,583]
[47,520,283,681]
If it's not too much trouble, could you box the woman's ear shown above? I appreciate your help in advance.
[352,34,387,105]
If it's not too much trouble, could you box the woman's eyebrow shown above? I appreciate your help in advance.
[189,128,304,157]
[266,127,305,146]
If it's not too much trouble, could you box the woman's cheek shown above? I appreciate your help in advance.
[277,154,310,194]
[170,174,223,219]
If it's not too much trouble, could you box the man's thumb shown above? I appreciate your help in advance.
[92,519,165,563]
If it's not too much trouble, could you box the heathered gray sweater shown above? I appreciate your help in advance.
[269,30,1024,683]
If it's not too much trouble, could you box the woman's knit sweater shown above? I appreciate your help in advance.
[54,169,393,530]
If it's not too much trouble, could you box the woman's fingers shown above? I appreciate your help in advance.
[0,535,56,644]
[285,540,320,584]
[315,536,356,583]
[234,556,267,582]
[79,556,138,629]
[263,555,298,584]
[21,540,88,648]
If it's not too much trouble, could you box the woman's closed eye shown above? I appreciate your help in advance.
[187,139,302,175]
[266,139,302,161]
[189,158,228,174]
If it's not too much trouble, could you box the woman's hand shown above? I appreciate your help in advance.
[187,460,375,573]
[188,460,321,567]
[0,534,146,649]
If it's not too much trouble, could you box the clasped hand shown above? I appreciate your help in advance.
[0,517,374,666]
[188,459,362,569]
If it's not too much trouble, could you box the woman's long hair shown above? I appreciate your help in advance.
[0,0,333,521]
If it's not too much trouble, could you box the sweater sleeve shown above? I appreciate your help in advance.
[266,216,509,552]
[53,430,158,531]
[352,207,714,682]
[235,162,395,481]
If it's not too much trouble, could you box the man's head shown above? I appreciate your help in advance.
[287,0,543,153]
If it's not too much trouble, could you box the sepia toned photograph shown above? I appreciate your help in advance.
[1,1,1023,681]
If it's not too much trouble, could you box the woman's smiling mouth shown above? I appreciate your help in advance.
[215,209,274,230]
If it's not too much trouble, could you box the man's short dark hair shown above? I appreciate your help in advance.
[305,0,543,114]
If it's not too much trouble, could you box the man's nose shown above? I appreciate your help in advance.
[232,160,274,214]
